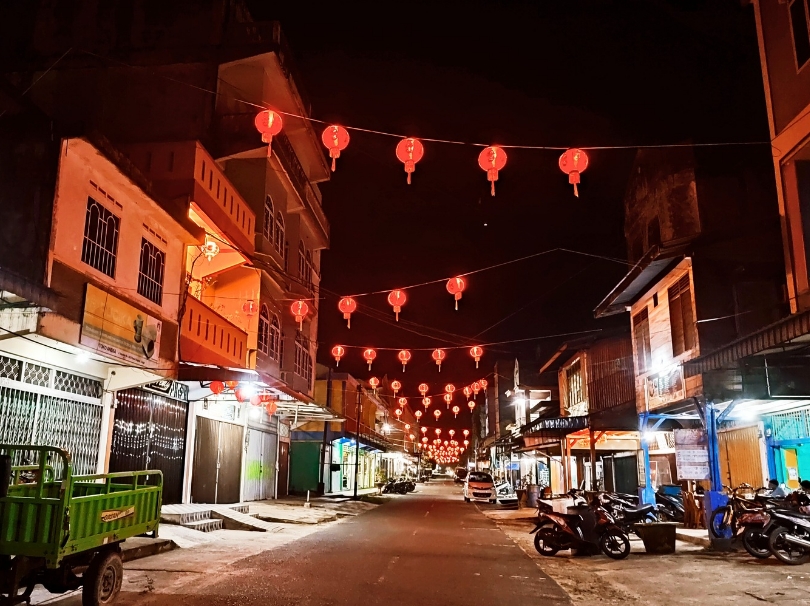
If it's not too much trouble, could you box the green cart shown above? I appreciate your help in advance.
[0,444,163,606]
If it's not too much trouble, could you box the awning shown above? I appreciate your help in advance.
[178,362,259,383]
[594,244,687,318]
[520,415,589,448]
[0,266,61,311]
[683,309,810,377]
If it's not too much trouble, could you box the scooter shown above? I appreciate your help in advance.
[656,487,685,522]
[768,509,810,565]
[601,493,659,534]
[530,492,631,560]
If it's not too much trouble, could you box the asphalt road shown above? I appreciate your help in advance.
[106,480,571,606]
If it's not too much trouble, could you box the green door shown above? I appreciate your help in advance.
[289,442,321,494]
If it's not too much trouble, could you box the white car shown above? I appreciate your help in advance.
[463,471,496,503]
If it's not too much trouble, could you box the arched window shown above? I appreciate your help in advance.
[263,195,274,244]
[274,212,285,255]
[258,305,270,355]
[305,250,313,291]
[294,333,312,384]
[270,315,281,361]
[298,242,307,284]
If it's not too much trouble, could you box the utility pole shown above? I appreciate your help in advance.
[353,385,362,500]
[318,367,332,495]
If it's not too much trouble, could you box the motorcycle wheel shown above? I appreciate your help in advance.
[599,529,631,560]
[708,506,737,539]
[742,527,771,559]
[657,505,676,522]
[533,525,561,557]
[769,528,810,565]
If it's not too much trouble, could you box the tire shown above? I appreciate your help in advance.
[769,528,810,565]
[489,499,497,504]
[464,497,470,502]
[82,550,123,606]
[599,529,631,560]
[742,527,772,559]
[533,526,561,557]
[708,506,736,539]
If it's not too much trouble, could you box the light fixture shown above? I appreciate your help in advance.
[76,351,90,363]
[201,235,220,261]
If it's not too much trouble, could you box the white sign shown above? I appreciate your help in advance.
[674,429,710,480]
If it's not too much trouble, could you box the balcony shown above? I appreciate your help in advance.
[121,141,256,255]
[180,295,248,368]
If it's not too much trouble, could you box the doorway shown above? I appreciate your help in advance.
[191,416,243,503]
[277,441,289,497]
[243,428,278,501]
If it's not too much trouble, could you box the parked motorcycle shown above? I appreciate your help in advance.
[601,493,659,534]
[768,509,810,565]
[739,508,775,559]
[655,486,685,522]
[530,492,631,560]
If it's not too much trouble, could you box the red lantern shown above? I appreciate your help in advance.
[463,386,472,399]
[338,297,357,329]
[398,397,408,407]
[397,349,412,371]
[443,393,453,408]
[291,300,309,330]
[446,277,466,310]
[470,346,483,368]
[234,386,250,403]
[463,429,469,437]
[387,290,406,321]
[391,380,402,395]
[479,378,488,389]
[210,380,225,395]
[434,409,441,420]
[415,410,423,421]
[224,380,239,390]
[250,394,261,407]
[435,428,442,436]
[242,300,258,317]
[431,349,446,372]
[265,401,278,416]
[559,148,589,197]
[321,125,350,172]
[444,384,455,395]
[478,146,507,196]
[363,348,377,370]
[463,439,469,447]
[452,405,460,418]
[472,381,481,396]
[422,436,428,444]
[254,110,283,156]
[369,377,380,392]
[331,345,345,366]
[395,137,425,184]
[468,400,476,411]
[422,397,431,409]
[395,408,402,418]
[405,423,411,431]
[420,426,427,434]
[418,383,429,396]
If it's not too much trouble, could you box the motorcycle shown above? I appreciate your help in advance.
[655,486,685,522]
[768,509,810,565]
[739,508,775,559]
[530,492,631,560]
[601,493,660,534]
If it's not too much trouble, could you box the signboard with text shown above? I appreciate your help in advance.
[645,365,685,410]
[674,428,710,481]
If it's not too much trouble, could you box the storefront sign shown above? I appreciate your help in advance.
[645,365,685,410]
[674,429,710,480]
[81,284,162,367]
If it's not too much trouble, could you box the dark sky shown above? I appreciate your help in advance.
[247,0,769,417]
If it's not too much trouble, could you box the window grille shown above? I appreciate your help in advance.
[258,305,270,355]
[81,197,120,278]
[270,315,281,361]
[138,238,165,305]
[275,213,285,256]
[264,195,274,244]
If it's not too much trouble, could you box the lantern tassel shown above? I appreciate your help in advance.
[331,156,337,172]
[455,299,458,311]
[491,181,495,196]
[336,359,340,367]
[574,183,579,197]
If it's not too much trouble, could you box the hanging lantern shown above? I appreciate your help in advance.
[201,235,220,262]
[234,386,250,403]
[369,377,380,393]
[338,297,357,328]
[291,300,309,330]
[415,410,423,421]
[409,433,415,441]
[387,290,407,321]
[391,381,402,396]
[397,349,412,371]
[463,429,469,438]
[435,428,441,437]
[395,137,425,184]
[452,405,460,418]
[418,383,429,396]
[224,380,239,390]
[470,346,483,368]
[478,146,507,196]
[321,125,350,172]
[242,300,258,317]
[434,409,441,420]
[449,429,456,438]
[254,110,283,156]
[398,397,408,408]
[422,397,431,409]
[463,386,472,399]
[210,380,225,395]
[443,393,453,408]
[331,345,345,367]
[250,394,261,407]
[265,401,278,416]
[463,439,469,447]
[479,378,488,389]
[405,423,411,431]
[444,384,456,395]
[446,277,466,310]
[395,408,402,419]
[431,349,446,371]
[468,400,476,411]
[444,441,448,447]
[363,348,377,370]
[472,381,481,396]
[421,436,428,444]
[559,148,589,197]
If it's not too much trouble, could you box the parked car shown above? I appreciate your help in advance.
[495,481,518,505]
[464,471,496,503]
[454,467,468,483]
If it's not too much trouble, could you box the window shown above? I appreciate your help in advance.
[566,359,584,412]
[274,213,285,256]
[258,305,270,355]
[270,315,281,361]
[294,333,312,384]
[633,307,652,374]
[305,250,313,291]
[298,242,307,284]
[283,240,289,271]
[137,238,165,305]
[263,196,274,244]
[790,0,810,69]
[668,274,696,357]
[82,197,120,278]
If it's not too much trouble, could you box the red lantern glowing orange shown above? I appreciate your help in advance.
[420,426,427,434]
[452,405,460,418]
[422,397,431,409]
[338,297,357,328]
[363,348,377,370]
[449,429,456,437]
[434,409,441,420]
[435,428,442,436]
[395,408,402,418]
[242,300,258,317]
[409,433,415,440]
[431,349,446,372]
[210,380,225,395]
[444,384,455,395]
[397,349,412,371]
[266,401,278,416]
[463,386,472,399]
[468,400,476,411]
[398,397,408,409]
[387,289,407,321]
[470,346,483,368]
[478,146,507,196]
[369,377,380,392]
[225,380,239,390]
[446,276,466,310]
[443,393,453,407]
[479,378,488,389]
[234,387,250,403]
[405,423,411,431]
[559,148,589,197]
[463,439,469,447]
[321,125,350,172]
[422,436,428,444]
[254,110,283,156]
[415,410,423,421]
[291,300,309,330]
[391,381,402,396]
[331,345,345,366]
[418,383,429,396]
[250,394,261,406]
[472,381,481,396]
[463,429,469,437]
[395,137,425,184]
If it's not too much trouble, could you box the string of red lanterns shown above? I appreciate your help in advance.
[331,345,485,370]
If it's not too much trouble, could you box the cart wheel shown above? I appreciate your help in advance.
[82,550,123,606]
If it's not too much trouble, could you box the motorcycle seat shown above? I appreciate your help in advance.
[622,504,655,516]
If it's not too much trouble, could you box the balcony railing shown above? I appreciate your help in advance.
[180,295,248,368]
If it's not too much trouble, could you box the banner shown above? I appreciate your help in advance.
[674,428,710,480]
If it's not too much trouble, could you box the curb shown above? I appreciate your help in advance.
[675,531,711,548]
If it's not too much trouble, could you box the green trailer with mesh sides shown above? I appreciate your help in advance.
[0,444,162,606]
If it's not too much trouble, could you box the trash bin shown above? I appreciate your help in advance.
[633,522,678,554]
[527,484,540,508]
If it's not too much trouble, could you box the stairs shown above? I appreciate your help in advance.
[161,503,252,533]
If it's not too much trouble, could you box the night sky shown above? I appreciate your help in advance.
[247,0,770,415]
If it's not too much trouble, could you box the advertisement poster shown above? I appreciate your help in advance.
[645,365,685,410]
[81,284,163,367]
[674,428,710,480]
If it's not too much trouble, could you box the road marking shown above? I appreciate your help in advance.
[425,511,430,517]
